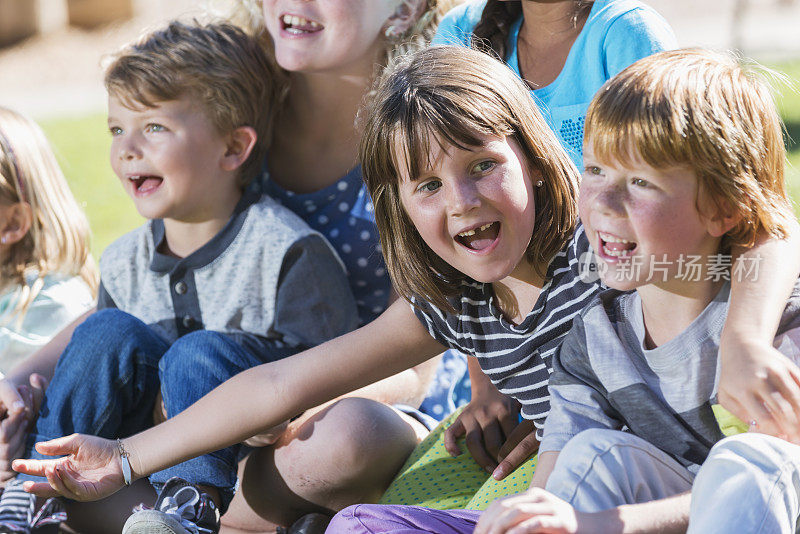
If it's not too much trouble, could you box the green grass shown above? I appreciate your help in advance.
[41,113,143,256]
[774,59,800,217]
[38,61,800,258]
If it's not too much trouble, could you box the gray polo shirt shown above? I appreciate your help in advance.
[98,190,358,353]
[542,280,800,471]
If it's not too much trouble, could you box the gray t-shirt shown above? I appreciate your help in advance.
[98,190,358,353]
[542,280,800,471]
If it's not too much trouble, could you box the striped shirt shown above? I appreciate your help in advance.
[412,223,600,435]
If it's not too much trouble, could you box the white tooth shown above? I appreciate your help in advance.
[282,14,291,25]
[459,229,476,237]
[479,223,492,231]
[292,15,301,26]
[310,21,320,28]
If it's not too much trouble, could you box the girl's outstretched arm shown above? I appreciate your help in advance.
[13,299,446,500]
[720,221,800,443]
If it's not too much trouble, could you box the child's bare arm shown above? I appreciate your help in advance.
[13,299,446,500]
[720,221,800,442]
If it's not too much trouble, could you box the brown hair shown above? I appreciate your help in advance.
[585,48,794,249]
[472,1,592,60]
[360,45,579,312]
[0,107,98,323]
[104,20,282,186]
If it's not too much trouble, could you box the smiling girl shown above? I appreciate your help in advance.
[12,44,800,532]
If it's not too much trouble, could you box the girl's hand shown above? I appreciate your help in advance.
[718,337,800,443]
[12,434,124,502]
[0,374,48,486]
[475,488,583,534]
[444,392,526,475]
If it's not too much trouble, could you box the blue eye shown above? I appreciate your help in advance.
[584,166,603,176]
[109,126,123,136]
[472,160,495,173]
[145,123,166,133]
[418,180,441,193]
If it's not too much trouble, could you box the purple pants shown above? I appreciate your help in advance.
[326,505,482,533]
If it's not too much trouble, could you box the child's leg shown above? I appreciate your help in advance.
[150,330,294,513]
[688,433,800,534]
[545,428,694,512]
[327,504,482,533]
[4,309,165,532]
[20,308,166,474]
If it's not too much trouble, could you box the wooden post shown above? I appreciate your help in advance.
[66,0,133,29]
[0,0,38,47]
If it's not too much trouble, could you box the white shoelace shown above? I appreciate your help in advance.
[156,486,213,534]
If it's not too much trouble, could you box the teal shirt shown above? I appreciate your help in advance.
[0,274,94,373]
[432,0,677,169]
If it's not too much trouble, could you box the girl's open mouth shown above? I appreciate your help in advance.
[129,175,163,195]
[280,14,323,35]
[455,222,500,251]
[598,231,637,259]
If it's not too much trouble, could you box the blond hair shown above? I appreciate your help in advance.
[0,107,98,324]
[585,48,794,249]
[360,46,579,312]
[104,20,281,187]
[229,0,459,67]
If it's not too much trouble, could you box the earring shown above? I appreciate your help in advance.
[535,180,544,188]
[385,25,399,38]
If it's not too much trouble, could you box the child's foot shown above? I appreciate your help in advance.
[122,478,220,534]
[0,479,34,533]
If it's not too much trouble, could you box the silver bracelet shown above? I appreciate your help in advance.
[117,439,132,486]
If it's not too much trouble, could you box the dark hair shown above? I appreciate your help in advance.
[360,46,579,312]
[472,1,593,60]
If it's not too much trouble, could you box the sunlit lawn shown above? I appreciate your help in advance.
[40,61,800,258]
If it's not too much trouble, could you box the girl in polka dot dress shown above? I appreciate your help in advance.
[14,44,800,533]
[222,0,471,531]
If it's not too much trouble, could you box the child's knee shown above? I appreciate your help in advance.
[157,330,230,379]
[61,309,154,369]
[707,433,800,476]
[298,398,418,469]
[73,309,146,345]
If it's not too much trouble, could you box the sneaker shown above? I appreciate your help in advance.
[287,513,331,534]
[122,478,220,534]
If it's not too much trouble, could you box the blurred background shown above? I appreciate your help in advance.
[0,0,798,256]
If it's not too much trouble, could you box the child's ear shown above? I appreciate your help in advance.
[220,126,257,173]
[384,0,427,37]
[0,202,32,246]
[705,204,741,238]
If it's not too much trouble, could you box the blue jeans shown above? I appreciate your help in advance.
[21,309,295,512]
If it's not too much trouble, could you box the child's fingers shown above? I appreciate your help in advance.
[21,480,61,498]
[28,374,48,415]
[493,432,538,481]
[0,409,26,444]
[44,464,71,498]
[34,434,81,456]
[480,419,505,462]
[443,419,465,456]
[0,381,25,418]
[464,426,497,473]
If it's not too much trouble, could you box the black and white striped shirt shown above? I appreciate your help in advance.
[412,223,600,435]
